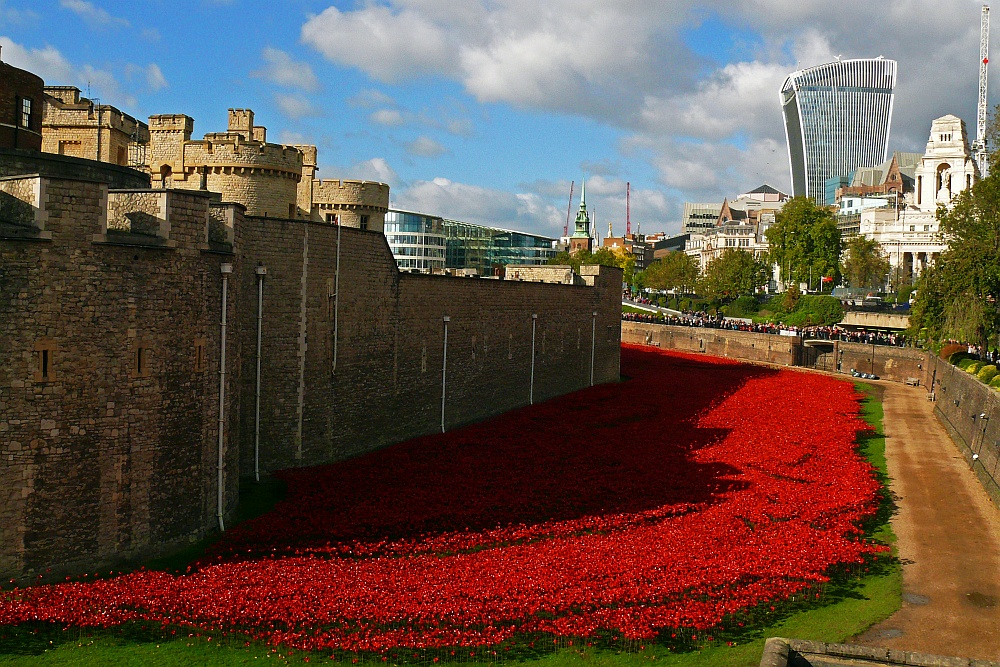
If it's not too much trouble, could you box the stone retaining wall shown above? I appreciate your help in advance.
[931,357,1000,508]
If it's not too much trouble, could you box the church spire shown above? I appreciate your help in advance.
[568,176,594,253]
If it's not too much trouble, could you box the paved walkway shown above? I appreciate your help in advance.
[852,382,1000,660]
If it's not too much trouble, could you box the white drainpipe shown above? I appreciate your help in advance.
[591,311,597,386]
[530,314,537,404]
[217,262,232,532]
[333,221,341,372]
[441,315,450,432]
[254,265,267,482]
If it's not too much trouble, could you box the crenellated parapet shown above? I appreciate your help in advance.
[147,109,303,218]
[310,179,390,231]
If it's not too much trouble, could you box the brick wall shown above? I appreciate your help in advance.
[0,62,44,151]
[233,218,622,472]
[0,178,238,580]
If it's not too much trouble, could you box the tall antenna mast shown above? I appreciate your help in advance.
[626,182,631,237]
[975,4,991,175]
[563,180,575,238]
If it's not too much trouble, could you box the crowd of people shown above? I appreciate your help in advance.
[621,310,909,348]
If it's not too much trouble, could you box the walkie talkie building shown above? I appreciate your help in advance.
[781,59,897,204]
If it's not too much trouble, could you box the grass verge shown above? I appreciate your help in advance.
[0,384,900,667]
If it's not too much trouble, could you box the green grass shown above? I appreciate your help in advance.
[623,305,658,315]
[0,387,900,667]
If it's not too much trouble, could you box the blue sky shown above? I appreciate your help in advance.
[0,0,992,236]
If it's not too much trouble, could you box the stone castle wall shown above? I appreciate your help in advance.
[1,177,622,579]
[0,148,150,189]
[0,177,240,579]
[233,219,621,472]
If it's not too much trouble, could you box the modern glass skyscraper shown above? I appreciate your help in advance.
[781,59,897,204]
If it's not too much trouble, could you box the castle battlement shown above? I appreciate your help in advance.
[183,139,304,175]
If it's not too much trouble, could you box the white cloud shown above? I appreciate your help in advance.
[301,0,995,210]
[301,5,457,83]
[348,89,397,109]
[126,63,168,92]
[405,136,447,157]
[274,93,321,119]
[395,176,564,235]
[253,47,319,92]
[0,1,38,26]
[144,63,167,91]
[371,109,405,126]
[59,0,128,28]
[325,157,401,188]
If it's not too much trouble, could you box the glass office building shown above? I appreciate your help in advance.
[781,59,896,205]
[443,219,557,275]
[384,210,446,271]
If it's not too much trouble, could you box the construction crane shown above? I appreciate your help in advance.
[563,180,575,238]
[626,182,631,237]
[974,4,991,176]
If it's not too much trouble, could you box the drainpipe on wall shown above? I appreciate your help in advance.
[591,311,597,386]
[530,314,537,404]
[441,316,450,433]
[217,262,232,532]
[333,221,341,372]
[254,264,267,483]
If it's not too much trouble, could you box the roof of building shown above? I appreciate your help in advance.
[745,184,787,196]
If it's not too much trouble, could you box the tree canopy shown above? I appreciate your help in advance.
[698,249,770,300]
[765,197,841,290]
[639,251,700,293]
[909,174,1000,351]
[841,234,890,290]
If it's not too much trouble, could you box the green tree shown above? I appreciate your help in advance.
[909,174,1000,351]
[842,235,890,289]
[698,249,770,300]
[640,251,700,293]
[766,197,842,290]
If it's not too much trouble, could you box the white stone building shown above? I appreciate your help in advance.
[859,115,977,286]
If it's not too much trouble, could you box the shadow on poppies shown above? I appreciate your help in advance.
[208,347,770,563]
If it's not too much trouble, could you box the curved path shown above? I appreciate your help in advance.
[852,382,1000,660]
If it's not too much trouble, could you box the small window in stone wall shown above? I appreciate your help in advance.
[359,215,370,231]
[34,340,57,382]
[194,338,207,373]
[134,344,152,378]
[21,98,32,128]
[116,146,126,166]
[288,203,296,219]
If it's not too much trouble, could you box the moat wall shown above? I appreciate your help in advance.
[620,321,931,386]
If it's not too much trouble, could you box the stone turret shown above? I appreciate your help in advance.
[147,109,303,217]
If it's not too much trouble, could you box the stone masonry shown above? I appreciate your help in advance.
[0,177,238,579]
[1,174,621,579]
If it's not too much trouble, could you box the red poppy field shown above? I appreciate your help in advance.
[0,345,887,656]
